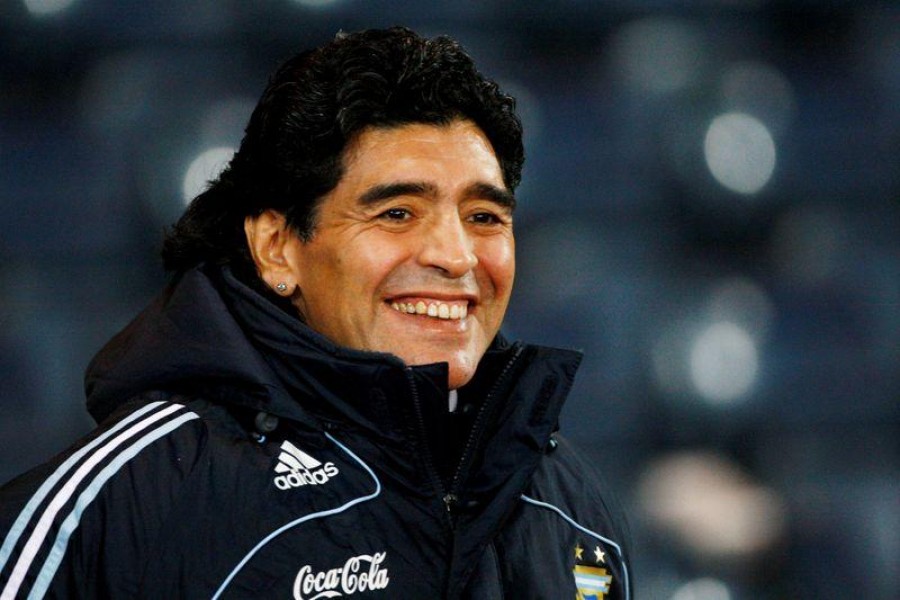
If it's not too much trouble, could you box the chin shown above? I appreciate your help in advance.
[391,345,480,389]
[446,363,477,390]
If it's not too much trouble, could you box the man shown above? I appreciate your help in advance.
[0,28,630,598]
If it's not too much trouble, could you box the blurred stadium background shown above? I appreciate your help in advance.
[1,1,897,598]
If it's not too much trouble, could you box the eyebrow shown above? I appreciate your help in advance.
[466,182,516,211]
[357,182,436,206]
[356,181,516,211]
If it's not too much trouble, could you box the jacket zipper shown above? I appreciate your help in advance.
[444,344,525,519]
[405,344,525,525]
[407,346,525,599]
[404,368,455,531]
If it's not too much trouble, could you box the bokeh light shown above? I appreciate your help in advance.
[639,451,787,561]
[23,0,76,17]
[289,0,340,7]
[703,112,776,195]
[708,277,775,342]
[670,578,732,600]
[690,321,758,404]
[608,17,706,95]
[652,278,770,406]
[182,147,235,204]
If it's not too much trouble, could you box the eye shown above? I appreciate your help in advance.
[468,211,505,225]
[378,207,412,221]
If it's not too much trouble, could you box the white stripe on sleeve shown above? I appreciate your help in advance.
[28,412,200,599]
[0,401,168,572]
[1,403,196,599]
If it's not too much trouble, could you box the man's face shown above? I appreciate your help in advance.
[284,120,515,389]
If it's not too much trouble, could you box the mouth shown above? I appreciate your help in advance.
[388,297,471,321]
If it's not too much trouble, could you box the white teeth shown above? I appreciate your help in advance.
[390,300,469,320]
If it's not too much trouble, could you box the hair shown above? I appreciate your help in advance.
[161,27,524,297]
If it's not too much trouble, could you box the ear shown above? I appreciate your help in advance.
[244,210,301,297]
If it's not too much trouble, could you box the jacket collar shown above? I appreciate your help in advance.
[86,264,582,448]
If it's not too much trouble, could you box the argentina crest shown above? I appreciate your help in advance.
[573,541,613,599]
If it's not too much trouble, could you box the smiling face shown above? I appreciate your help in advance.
[280,120,515,389]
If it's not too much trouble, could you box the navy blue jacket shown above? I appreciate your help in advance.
[0,265,631,599]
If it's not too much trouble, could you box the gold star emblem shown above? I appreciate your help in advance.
[574,543,584,560]
[594,546,606,564]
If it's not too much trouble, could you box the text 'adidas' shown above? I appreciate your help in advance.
[273,440,340,490]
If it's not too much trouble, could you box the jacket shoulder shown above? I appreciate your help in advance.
[0,394,208,598]
[528,435,624,513]
[522,434,633,587]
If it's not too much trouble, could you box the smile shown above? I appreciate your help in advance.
[390,299,469,320]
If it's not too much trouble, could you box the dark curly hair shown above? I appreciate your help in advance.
[161,27,524,295]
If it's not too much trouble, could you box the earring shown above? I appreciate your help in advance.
[275,282,288,294]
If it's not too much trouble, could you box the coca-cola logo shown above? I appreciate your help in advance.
[293,552,390,600]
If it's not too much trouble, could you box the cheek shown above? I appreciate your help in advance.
[480,238,516,295]
[358,238,416,288]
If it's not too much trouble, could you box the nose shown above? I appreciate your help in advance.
[418,214,478,277]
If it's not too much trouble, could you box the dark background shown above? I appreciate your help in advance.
[1,1,897,598]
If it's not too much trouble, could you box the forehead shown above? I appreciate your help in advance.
[339,120,505,189]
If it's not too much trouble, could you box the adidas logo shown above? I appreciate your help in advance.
[273,440,339,490]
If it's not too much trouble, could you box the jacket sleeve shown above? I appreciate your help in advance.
[0,398,207,599]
